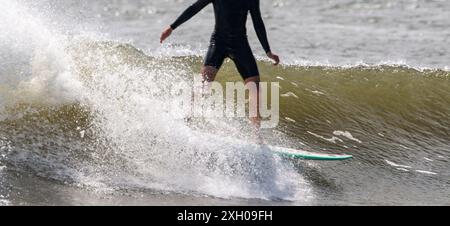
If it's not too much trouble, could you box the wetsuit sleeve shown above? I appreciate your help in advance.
[170,0,212,30]
[250,0,271,54]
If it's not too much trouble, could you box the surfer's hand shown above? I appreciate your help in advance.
[160,27,173,44]
[267,52,280,66]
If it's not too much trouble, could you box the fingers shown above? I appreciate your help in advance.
[267,52,280,66]
[160,28,172,44]
[272,55,280,66]
[160,32,167,44]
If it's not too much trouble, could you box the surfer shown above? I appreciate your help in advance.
[160,0,280,131]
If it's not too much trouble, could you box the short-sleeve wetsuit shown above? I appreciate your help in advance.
[170,0,271,80]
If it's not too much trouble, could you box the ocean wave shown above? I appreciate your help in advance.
[0,4,449,199]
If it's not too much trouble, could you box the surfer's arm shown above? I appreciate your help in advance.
[250,0,271,54]
[170,0,212,30]
[250,0,279,65]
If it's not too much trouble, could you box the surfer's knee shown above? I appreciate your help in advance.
[201,66,218,83]
[244,76,261,96]
[244,76,260,87]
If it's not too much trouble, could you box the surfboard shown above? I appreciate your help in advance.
[264,145,353,161]
[191,131,353,161]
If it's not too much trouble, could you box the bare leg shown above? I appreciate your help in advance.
[201,65,219,84]
[189,66,219,120]
[245,76,263,144]
[191,66,218,117]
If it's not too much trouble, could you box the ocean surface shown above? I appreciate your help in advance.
[0,0,449,206]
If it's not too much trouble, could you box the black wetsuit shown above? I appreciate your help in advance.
[170,0,271,80]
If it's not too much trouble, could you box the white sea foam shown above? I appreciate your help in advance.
[285,117,296,123]
[307,131,343,144]
[281,92,299,99]
[333,131,362,143]
[416,170,437,175]
[385,160,412,169]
